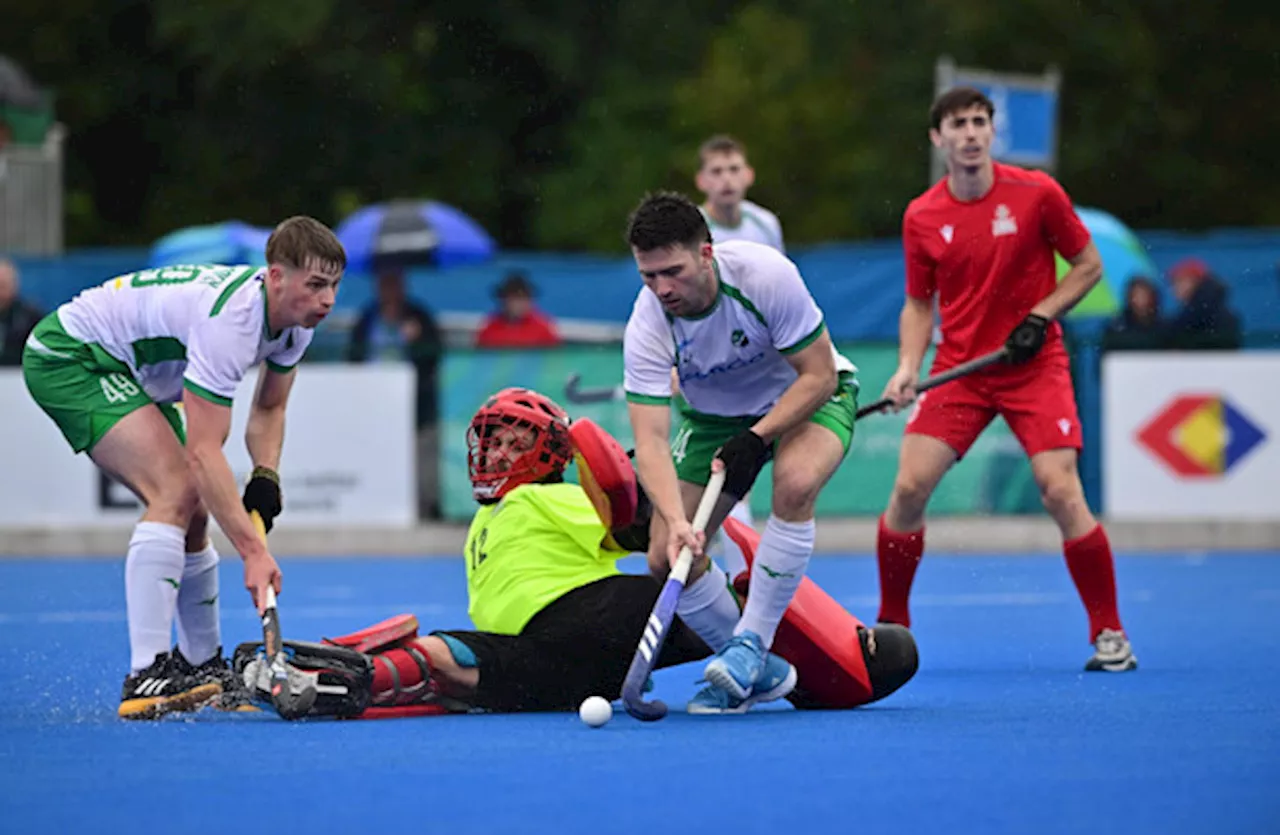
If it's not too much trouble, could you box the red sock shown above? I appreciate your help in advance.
[1063,524,1123,640]
[876,515,925,627]
[371,643,437,706]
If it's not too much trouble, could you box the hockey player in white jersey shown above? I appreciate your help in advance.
[692,134,785,572]
[623,192,858,714]
[695,135,785,253]
[22,215,345,719]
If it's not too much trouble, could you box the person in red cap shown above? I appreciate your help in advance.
[1166,257,1242,350]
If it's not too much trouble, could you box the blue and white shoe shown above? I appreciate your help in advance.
[686,682,745,714]
[687,652,797,715]
[703,631,768,700]
[750,651,798,704]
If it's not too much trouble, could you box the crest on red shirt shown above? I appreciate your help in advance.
[992,204,1018,237]
[939,224,954,243]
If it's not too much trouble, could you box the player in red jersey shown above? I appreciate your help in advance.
[875,87,1136,672]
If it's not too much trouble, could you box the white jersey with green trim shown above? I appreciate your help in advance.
[55,264,311,406]
[701,200,785,253]
[624,241,853,418]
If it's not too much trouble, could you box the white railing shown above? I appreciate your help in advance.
[0,123,65,255]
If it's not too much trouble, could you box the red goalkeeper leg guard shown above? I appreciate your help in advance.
[358,704,452,719]
[370,642,438,706]
[357,640,461,719]
[327,616,469,719]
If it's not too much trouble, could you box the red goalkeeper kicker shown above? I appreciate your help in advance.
[723,517,875,708]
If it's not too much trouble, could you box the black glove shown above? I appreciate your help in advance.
[715,430,771,501]
[1005,314,1050,365]
[242,466,283,533]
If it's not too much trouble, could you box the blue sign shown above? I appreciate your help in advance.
[935,58,1060,172]
[958,79,1058,167]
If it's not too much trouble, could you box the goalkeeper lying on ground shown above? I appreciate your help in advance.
[234,387,917,718]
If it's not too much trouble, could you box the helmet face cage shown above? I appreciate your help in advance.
[467,389,572,502]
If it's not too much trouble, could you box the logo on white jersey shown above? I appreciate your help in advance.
[1058,418,1072,436]
[992,204,1018,237]
[940,224,954,244]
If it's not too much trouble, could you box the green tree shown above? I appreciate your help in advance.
[1,0,1277,249]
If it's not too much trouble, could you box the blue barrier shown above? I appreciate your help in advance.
[10,230,1278,519]
[11,229,1279,342]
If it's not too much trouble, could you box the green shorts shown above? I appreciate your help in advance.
[672,372,859,486]
[22,313,185,454]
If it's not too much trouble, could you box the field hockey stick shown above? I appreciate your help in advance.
[564,373,624,404]
[252,510,315,721]
[855,347,1010,420]
[620,465,727,721]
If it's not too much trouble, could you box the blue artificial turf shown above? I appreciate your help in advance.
[1,552,1277,835]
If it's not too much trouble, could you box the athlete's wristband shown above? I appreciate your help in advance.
[250,466,280,486]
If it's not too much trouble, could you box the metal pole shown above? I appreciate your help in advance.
[930,55,956,186]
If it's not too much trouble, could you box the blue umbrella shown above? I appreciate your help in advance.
[336,200,496,272]
[150,221,271,268]
[1055,207,1160,318]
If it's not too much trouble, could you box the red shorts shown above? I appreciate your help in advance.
[905,349,1083,459]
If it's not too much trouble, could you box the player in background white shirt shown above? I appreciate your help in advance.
[21,216,345,719]
[692,135,786,571]
[696,134,785,253]
[624,192,859,714]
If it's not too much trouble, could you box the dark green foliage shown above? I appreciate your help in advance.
[1,0,1275,248]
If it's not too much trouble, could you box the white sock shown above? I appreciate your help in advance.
[718,500,755,580]
[676,562,741,652]
[735,515,815,648]
[124,522,185,672]
[176,544,221,666]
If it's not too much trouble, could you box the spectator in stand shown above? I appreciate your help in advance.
[475,272,561,349]
[0,258,42,366]
[1165,257,1242,350]
[347,267,445,518]
[1101,276,1165,352]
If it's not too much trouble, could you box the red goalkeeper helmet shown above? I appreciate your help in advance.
[467,387,572,502]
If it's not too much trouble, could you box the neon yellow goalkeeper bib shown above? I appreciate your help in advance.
[464,482,623,635]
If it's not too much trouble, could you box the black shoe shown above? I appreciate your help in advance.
[173,647,261,713]
[118,652,222,720]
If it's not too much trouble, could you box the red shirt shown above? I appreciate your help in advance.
[475,310,562,349]
[903,162,1091,370]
